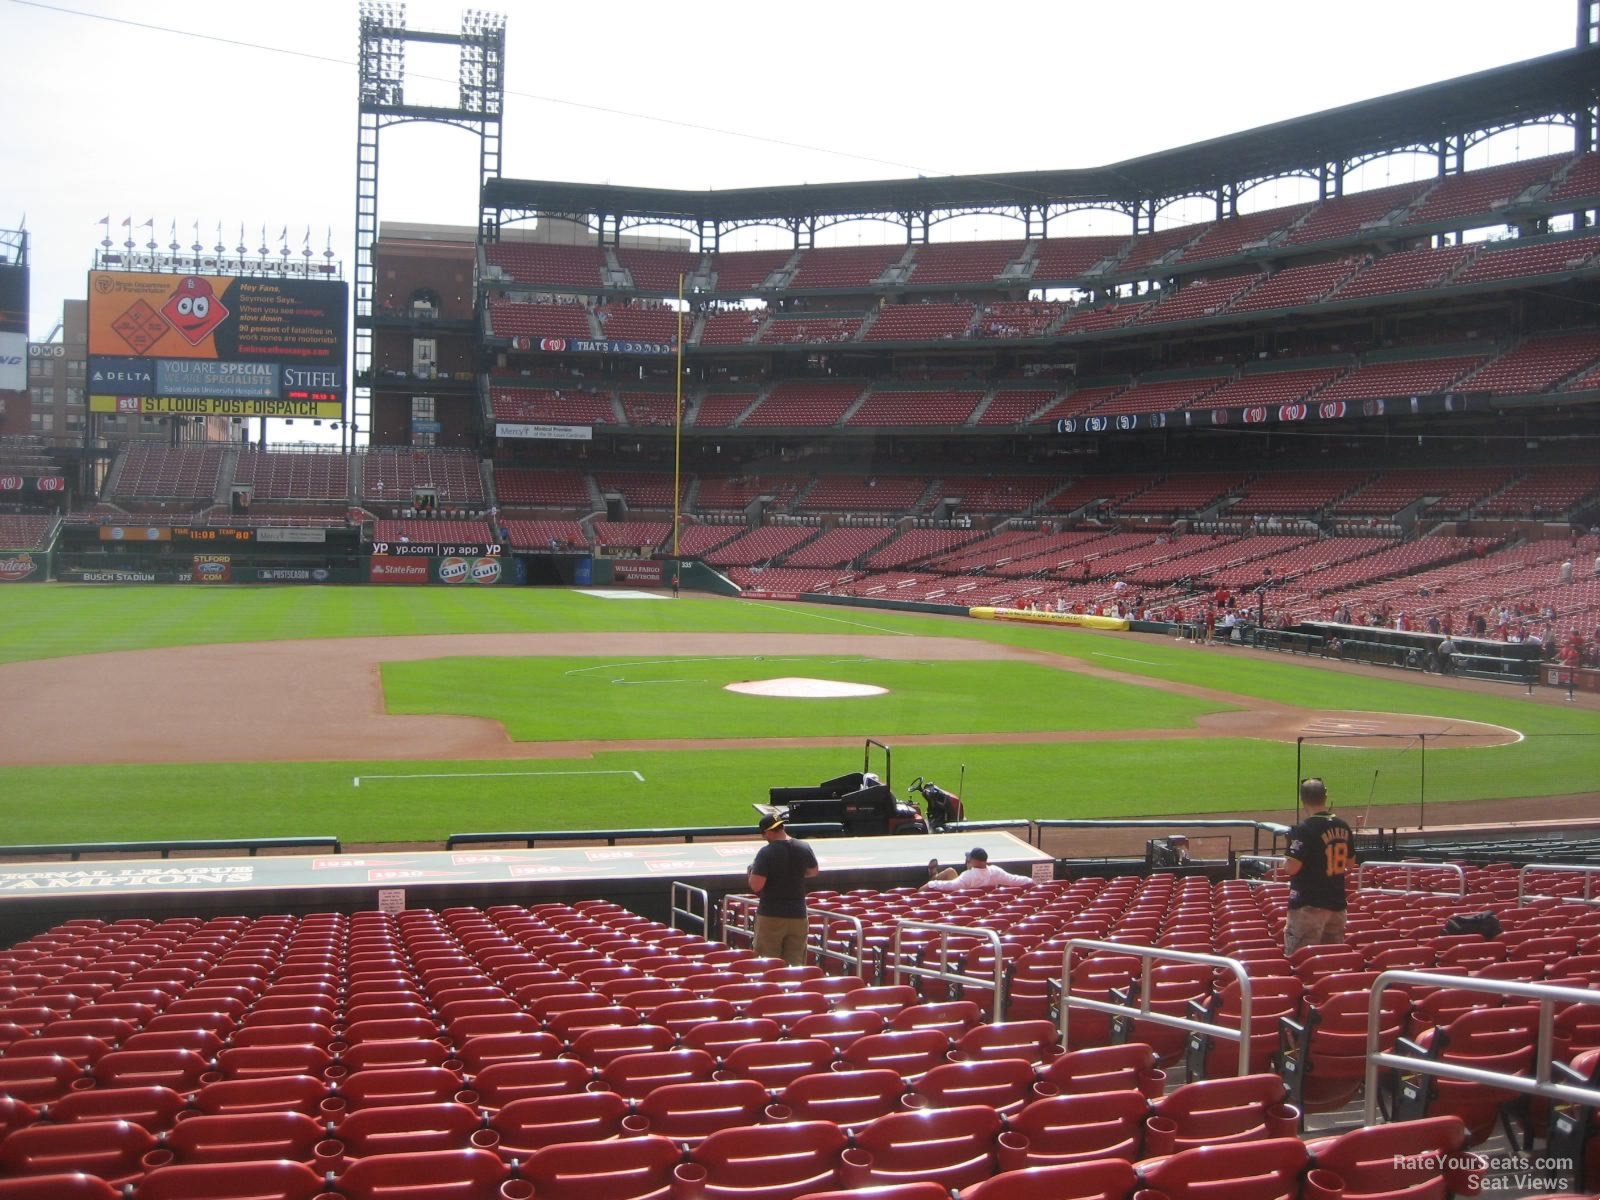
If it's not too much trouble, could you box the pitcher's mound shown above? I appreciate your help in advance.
[725,677,888,699]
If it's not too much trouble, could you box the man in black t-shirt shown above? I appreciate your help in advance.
[749,813,820,966]
[1283,777,1355,956]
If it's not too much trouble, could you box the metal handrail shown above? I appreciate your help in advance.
[1059,938,1255,1077]
[891,920,1006,1020]
[1358,860,1467,897]
[809,907,866,978]
[716,896,865,978]
[1363,970,1600,1126]
[670,881,711,937]
[1032,818,1290,855]
[1519,863,1600,906]
[1235,855,1287,881]
[720,894,757,948]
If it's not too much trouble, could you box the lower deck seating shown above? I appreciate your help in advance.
[0,878,1584,1200]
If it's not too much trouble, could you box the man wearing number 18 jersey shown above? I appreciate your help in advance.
[1283,778,1354,956]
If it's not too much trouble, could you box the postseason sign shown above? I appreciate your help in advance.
[87,270,347,410]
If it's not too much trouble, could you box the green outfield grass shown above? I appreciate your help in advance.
[381,655,1229,740]
[0,585,1594,845]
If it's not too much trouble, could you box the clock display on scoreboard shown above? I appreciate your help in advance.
[285,390,342,403]
[172,527,255,542]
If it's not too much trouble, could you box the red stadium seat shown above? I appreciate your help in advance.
[1007,1089,1150,1166]
[521,1134,683,1200]
[847,1104,1005,1191]
[688,1120,850,1200]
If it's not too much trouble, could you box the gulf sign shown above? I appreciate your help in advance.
[439,556,503,586]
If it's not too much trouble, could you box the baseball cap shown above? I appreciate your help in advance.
[758,814,786,832]
[966,847,988,862]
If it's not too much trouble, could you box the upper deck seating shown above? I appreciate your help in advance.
[740,382,865,428]
[845,389,983,426]
[698,311,765,346]
[485,301,592,340]
[710,250,793,292]
[1174,203,1311,263]
[904,240,1021,285]
[493,469,590,508]
[490,387,617,426]
[1313,354,1488,404]
[799,476,929,513]
[484,243,605,289]
[614,249,701,292]
[362,450,484,503]
[863,304,975,342]
[110,448,225,501]
[974,302,1062,339]
[758,316,864,345]
[1031,235,1130,281]
[1399,154,1569,228]
[1456,331,1600,395]
[977,388,1057,425]
[1284,180,1432,246]
[232,452,350,502]
[788,245,905,290]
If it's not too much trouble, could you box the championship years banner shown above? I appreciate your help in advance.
[1055,393,1481,435]
[510,335,676,357]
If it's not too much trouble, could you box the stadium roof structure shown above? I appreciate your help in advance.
[485,45,1600,235]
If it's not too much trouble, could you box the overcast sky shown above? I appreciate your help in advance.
[1,0,1586,339]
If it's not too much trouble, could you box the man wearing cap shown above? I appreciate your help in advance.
[923,847,1031,891]
[1283,777,1354,956]
[749,814,820,966]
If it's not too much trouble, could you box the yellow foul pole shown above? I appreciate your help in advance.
[672,273,685,568]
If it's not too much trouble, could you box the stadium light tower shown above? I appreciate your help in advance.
[353,3,505,450]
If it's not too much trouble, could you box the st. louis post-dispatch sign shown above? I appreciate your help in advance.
[90,395,343,419]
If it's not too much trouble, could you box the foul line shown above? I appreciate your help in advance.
[1092,652,1164,666]
[354,769,646,788]
[742,600,916,637]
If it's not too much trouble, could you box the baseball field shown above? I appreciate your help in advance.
[0,585,1595,847]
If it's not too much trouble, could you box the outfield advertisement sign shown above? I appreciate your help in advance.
[612,560,664,585]
[369,541,501,558]
[90,395,344,419]
[0,554,44,583]
[87,270,346,415]
[494,422,592,441]
[369,554,505,585]
[0,332,25,392]
[0,263,26,391]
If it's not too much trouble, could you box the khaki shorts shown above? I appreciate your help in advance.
[1284,905,1348,957]
[755,914,810,967]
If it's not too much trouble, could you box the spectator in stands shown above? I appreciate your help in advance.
[922,847,1031,892]
[1283,778,1354,957]
[748,814,819,967]
[1560,559,1574,585]
[1437,635,1457,675]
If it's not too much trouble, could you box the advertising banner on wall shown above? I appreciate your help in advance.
[494,422,592,441]
[0,261,26,390]
[612,560,664,585]
[0,332,25,392]
[0,553,44,583]
[369,554,505,585]
[87,270,347,413]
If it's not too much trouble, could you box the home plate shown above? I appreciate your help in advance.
[725,677,888,698]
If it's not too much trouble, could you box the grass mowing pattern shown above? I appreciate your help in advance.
[381,655,1228,741]
[0,586,1594,844]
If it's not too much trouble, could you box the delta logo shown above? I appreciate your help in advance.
[0,554,38,582]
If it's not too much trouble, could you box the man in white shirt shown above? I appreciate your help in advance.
[923,847,1032,891]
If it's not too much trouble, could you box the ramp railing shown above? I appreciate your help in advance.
[670,882,711,937]
[1362,970,1600,1126]
[1519,862,1600,906]
[1058,939,1255,1077]
[1356,860,1467,897]
[891,920,1006,1019]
